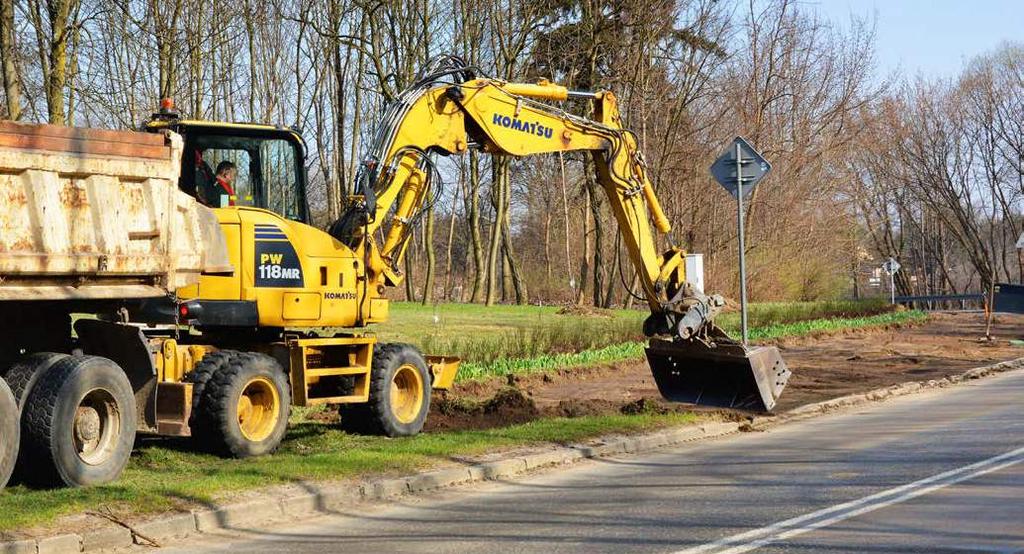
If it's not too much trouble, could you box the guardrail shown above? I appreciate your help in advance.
[893,294,985,311]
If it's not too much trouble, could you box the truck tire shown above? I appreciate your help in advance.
[20,356,137,487]
[193,352,290,458]
[3,353,69,413]
[342,343,431,437]
[0,378,18,489]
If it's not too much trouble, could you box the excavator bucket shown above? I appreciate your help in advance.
[645,330,791,412]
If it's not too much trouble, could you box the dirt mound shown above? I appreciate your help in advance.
[620,397,670,415]
[428,387,540,432]
[556,305,615,318]
[553,398,620,418]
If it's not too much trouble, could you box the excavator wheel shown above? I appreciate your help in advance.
[192,351,291,458]
[340,343,431,437]
[186,349,237,448]
[19,356,137,487]
[0,378,18,489]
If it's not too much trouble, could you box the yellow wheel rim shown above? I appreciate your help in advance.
[390,364,425,425]
[237,376,280,442]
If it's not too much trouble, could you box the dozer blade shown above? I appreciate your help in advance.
[645,334,791,412]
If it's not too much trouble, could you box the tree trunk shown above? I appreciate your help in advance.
[404,242,416,302]
[468,153,486,303]
[347,14,368,197]
[543,209,552,281]
[501,247,512,302]
[604,238,619,308]
[502,217,528,304]
[421,191,436,305]
[586,176,606,307]
[326,2,345,219]
[576,190,591,305]
[64,18,80,125]
[560,153,573,292]
[44,0,77,125]
[443,172,461,301]
[244,2,257,121]
[623,274,639,309]
[485,157,507,306]
[1,0,21,120]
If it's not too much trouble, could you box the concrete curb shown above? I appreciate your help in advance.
[751,356,1024,429]
[5,356,1023,554]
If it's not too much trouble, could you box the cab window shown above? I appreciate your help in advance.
[260,139,302,221]
[179,129,307,223]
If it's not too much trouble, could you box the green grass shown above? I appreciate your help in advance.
[0,412,699,532]
[455,309,927,382]
[364,298,896,368]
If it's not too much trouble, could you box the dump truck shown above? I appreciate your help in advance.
[0,55,789,491]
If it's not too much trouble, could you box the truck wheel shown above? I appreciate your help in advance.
[3,353,69,413]
[350,343,431,437]
[193,352,290,458]
[20,356,137,487]
[0,378,18,489]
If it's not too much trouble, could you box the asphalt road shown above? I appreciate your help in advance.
[162,370,1024,554]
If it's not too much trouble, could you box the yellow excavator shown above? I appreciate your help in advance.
[0,56,788,490]
[325,55,789,411]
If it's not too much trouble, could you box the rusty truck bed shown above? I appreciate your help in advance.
[0,121,229,301]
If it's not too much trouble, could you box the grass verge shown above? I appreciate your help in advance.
[457,310,927,382]
[0,412,699,533]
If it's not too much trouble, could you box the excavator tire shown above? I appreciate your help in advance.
[192,351,290,458]
[341,343,431,437]
[186,349,236,450]
[19,355,136,487]
[3,352,70,412]
[0,378,18,489]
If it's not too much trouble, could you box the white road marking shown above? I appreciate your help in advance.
[675,445,1024,554]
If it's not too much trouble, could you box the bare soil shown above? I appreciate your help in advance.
[554,304,617,318]
[425,312,1024,431]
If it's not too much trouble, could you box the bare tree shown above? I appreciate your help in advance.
[0,0,22,120]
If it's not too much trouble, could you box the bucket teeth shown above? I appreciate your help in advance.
[645,330,791,412]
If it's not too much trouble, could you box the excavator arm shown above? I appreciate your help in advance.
[335,58,790,411]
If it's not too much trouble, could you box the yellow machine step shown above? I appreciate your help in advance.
[288,336,374,406]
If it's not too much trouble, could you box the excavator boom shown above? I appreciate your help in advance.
[339,57,790,411]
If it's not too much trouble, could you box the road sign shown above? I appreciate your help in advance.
[710,137,772,346]
[882,257,900,305]
[710,137,772,200]
[882,257,901,275]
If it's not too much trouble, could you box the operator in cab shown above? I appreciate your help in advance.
[199,161,237,207]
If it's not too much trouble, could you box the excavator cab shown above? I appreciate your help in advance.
[145,101,310,223]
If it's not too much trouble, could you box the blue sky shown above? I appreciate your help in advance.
[811,0,1024,79]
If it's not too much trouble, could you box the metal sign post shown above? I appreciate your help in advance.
[711,137,772,347]
[882,257,901,305]
[890,271,895,305]
[734,141,749,345]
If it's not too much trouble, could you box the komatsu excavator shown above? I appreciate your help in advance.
[0,55,788,491]
[328,56,790,413]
